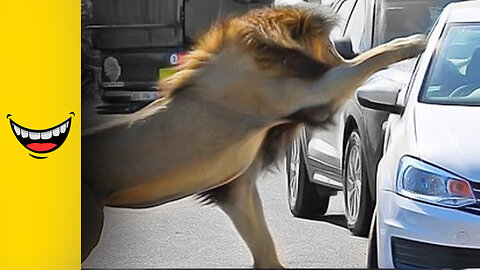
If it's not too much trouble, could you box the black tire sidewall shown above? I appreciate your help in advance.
[287,138,308,215]
[343,130,373,236]
[287,138,329,217]
[366,206,378,268]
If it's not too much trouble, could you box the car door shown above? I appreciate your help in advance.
[304,0,354,171]
[305,0,369,182]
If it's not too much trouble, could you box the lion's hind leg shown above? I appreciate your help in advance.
[82,180,104,262]
[198,162,283,269]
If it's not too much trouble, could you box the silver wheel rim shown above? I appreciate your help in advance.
[289,139,300,208]
[346,141,362,223]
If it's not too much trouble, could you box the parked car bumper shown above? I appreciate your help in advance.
[377,190,480,268]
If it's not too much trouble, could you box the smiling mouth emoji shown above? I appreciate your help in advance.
[7,112,74,159]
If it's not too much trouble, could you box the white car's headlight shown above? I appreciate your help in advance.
[397,156,476,208]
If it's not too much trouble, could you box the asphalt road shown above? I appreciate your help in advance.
[81,161,367,269]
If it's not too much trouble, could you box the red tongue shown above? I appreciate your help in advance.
[26,143,57,152]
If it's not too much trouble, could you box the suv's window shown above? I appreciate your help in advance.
[344,0,367,53]
[334,0,356,32]
[375,0,465,45]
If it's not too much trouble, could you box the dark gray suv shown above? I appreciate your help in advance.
[286,0,465,236]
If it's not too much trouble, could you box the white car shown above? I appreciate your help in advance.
[358,1,480,268]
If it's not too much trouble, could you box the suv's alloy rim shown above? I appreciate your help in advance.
[289,139,300,206]
[346,143,362,222]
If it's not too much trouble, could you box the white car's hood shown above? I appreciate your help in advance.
[414,103,480,182]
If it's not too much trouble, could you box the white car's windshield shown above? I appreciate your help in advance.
[420,23,480,106]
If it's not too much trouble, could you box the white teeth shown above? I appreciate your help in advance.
[14,120,69,139]
[29,132,40,140]
[53,127,60,136]
[13,124,20,136]
[41,130,52,140]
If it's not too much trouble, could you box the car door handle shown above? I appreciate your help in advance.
[382,121,389,132]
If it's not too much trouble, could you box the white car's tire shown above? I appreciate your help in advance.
[366,206,378,268]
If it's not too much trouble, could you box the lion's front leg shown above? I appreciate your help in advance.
[349,34,426,67]
[323,34,426,106]
[249,34,425,119]
[315,35,426,106]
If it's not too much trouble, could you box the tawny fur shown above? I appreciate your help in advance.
[160,6,336,99]
[82,3,425,268]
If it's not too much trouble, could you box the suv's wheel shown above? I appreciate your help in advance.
[286,137,330,217]
[343,130,373,236]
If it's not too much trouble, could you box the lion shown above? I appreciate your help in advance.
[82,3,425,268]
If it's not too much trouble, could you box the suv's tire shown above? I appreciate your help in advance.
[286,138,330,218]
[343,130,373,236]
